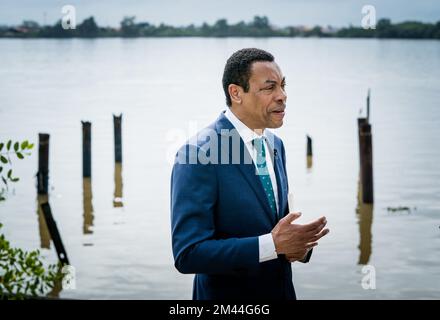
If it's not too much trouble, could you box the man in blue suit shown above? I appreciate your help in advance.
[171,48,329,300]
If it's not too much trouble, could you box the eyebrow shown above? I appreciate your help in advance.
[264,77,286,85]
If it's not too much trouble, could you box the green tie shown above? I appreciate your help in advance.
[253,137,277,217]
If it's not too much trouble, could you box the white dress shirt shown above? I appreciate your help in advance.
[224,108,279,263]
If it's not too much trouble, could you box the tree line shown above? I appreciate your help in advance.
[1,16,439,39]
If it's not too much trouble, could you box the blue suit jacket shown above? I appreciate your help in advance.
[171,111,299,300]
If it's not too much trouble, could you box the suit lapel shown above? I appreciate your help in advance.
[274,152,287,220]
[215,112,277,225]
[265,136,287,221]
[236,141,278,225]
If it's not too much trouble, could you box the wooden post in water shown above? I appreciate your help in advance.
[113,114,123,207]
[37,133,50,194]
[113,114,122,164]
[306,135,313,170]
[82,121,92,178]
[40,202,70,265]
[359,123,373,203]
[306,135,313,157]
[83,177,94,234]
[357,90,374,203]
[37,194,51,249]
[113,163,124,207]
[366,89,370,123]
[356,174,373,264]
[357,118,367,167]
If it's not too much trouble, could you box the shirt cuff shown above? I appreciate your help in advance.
[258,233,278,263]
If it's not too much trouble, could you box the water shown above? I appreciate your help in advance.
[0,38,439,299]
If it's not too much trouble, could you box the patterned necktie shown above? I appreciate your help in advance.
[253,137,277,217]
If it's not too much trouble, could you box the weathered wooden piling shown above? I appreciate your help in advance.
[40,202,70,265]
[366,88,370,123]
[113,114,123,207]
[82,121,92,178]
[37,133,50,194]
[306,156,313,170]
[113,162,123,207]
[359,123,374,203]
[357,90,374,203]
[356,176,373,265]
[113,114,122,163]
[83,177,94,234]
[306,135,313,157]
[306,135,313,170]
[37,194,51,249]
[357,118,367,167]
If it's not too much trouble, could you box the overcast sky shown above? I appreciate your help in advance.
[0,0,439,27]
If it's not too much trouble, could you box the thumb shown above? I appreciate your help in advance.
[283,212,301,224]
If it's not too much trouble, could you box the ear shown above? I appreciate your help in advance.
[228,84,242,105]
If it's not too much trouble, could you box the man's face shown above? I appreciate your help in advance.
[236,61,287,130]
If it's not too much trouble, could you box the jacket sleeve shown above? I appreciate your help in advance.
[170,144,260,275]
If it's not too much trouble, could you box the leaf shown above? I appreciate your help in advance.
[0,143,3,151]
[28,143,34,150]
[14,142,19,152]
[2,176,7,186]
[0,182,60,298]
[0,156,7,164]
[7,169,12,178]
[0,166,3,173]
[6,140,12,151]
[11,177,19,182]
[21,141,28,150]
[16,152,24,160]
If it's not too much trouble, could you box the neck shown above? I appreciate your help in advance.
[229,106,265,135]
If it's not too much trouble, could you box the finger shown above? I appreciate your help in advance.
[303,216,326,231]
[284,212,302,224]
[287,242,318,256]
[318,227,330,238]
[309,228,330,242]
[303,222,327,239]
[305,242,319,250]
[297,221,326,241]
[301,216,327,232]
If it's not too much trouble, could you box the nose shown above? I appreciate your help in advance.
[275,86,287,104]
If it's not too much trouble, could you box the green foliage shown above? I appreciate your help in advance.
[2,16,439,39]
[0,139,34,201]
[305,26,325,37]
[336,25,375,38]
[77,17,99,37]
[0,223,62,300]
[120,16,138,37]
[337,18,440,39]
[0,140,63,299]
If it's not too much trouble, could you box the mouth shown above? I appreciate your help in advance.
[271,109,285,118]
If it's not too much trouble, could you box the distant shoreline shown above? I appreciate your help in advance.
[1,15,439,40]
[1,36,439,41]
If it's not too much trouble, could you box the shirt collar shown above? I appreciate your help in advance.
[224,108,267,144]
